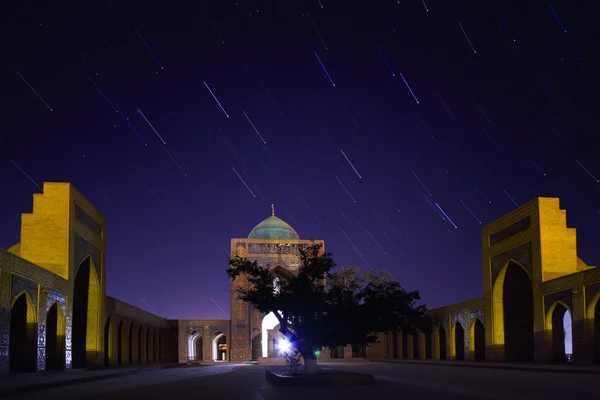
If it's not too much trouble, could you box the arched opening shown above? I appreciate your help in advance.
[425,331,432,359]
[261,312,279,358]
[473,319,485,361]
[146,327,152,363]
[251,334,261,360]
[138,326,144,363]
[547,302,572,363]
[9,292,37,373]
[438,325,447,360]
[188,331,203,362]
[158,331,163,362]
[401,331,408,359]
[46,302,65,370]
[117,321,125,366]
[392,331,399,358]
[128,324,135,364]
[494,261,534,362]
[104,318,112,367]
[412,333,420,359]
[153,329,158,362]
[454,322,465,360]
[72,257,101,369]
[594,299,600,363]
[212,332,227,361]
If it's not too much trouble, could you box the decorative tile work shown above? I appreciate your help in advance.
[0,307,8,347]
[544,289,572,314]
[489,216,531,245]
[469,308,485,324]
[74,233,102,275]
[248,243,306,255]
[491,242,532,285]
[37,347,45,371]
[11,275,38,309]
[585,282,600,307]
[47,289,67,313]
[75,205,103,237]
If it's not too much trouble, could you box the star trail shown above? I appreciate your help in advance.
[1,0,598,320]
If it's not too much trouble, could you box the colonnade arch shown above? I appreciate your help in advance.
[213,331,227,361]
[104,318,113,367]
[46,302,66,370]
[471,319,485,361]
[72,256,101,369]
[188,330,203,362]
[9,291,37,373]
[546,301,572,363]
[412,332,420,359]
[117,321,125,366]
[438,325,447,360]
[492,260,534,362]
[453,322,465,360]
[588,293,600,363]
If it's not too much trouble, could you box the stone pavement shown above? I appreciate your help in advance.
[2,360,600,399]
[0,363,181,398]
[370,358,600,375]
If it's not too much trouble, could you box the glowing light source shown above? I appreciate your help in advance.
[278,338,291,353]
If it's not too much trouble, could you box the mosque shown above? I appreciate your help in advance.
[1,182,599,374]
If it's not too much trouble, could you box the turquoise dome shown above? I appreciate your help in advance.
[248,215,300,240]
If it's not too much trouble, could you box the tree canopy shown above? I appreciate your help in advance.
[227,242,426,370]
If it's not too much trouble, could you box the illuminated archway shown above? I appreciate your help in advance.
[138,325,144,363]
[262,312,280,358]
[412,333,420,359]
[188,331,203,362]
[128,324,135,364]
[10,292,37,373]
[492,261,533,362]
[453,322,465,360]
[153,328,158,362]
[546,301,572,363]
[72,256,101,368]
[425,331,432,359]
[212,331,227,361]
[438,325,447,360]
[589,293,600,363]
[117,321,125,366]
[146,327,152,363]
[471,319,485,361]
[104,318,113,367]
[46,302,66,370]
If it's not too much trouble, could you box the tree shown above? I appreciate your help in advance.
[227,242,426,374]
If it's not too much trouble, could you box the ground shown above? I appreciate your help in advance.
[4,361,600,400]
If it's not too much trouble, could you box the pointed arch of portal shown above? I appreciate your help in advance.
[491,259,534,362]
[10,290,38,372]
[451,321,465,360]
[104,317,113,367]
[545,300,572,363]
[72,256,102,368]
[437,324,447,360]
[587,292,600,363]
[469,318,485,361]
[46,301,66,370]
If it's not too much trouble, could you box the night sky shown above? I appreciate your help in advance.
[1,1,599,320]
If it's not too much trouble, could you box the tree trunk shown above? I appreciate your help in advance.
[303,348,318,375]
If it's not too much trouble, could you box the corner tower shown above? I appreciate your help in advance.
[229,204,324,361]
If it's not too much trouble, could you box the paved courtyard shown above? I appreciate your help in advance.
[4,361,600,400]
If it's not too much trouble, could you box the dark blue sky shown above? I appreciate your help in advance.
[1,0,598,319]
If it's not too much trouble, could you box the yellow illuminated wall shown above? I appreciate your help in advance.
[20,183,72,280]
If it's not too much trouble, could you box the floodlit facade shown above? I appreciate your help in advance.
[367,197,600,365]
[2,184,599,375]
